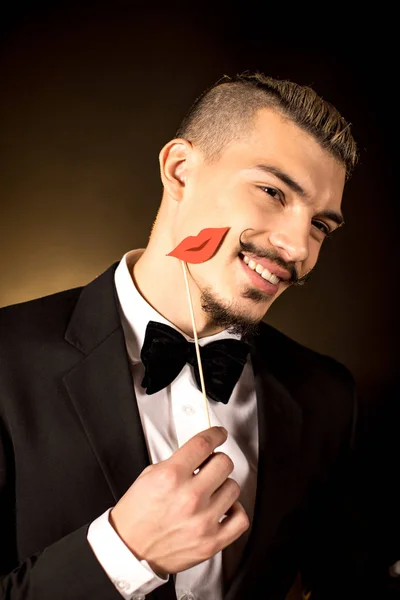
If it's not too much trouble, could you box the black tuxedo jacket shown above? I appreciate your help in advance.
[0,263,366,599]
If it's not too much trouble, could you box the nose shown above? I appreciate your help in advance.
[268,214,309,264]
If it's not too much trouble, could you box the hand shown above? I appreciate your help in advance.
[109,426,249,576]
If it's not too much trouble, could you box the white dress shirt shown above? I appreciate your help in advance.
[88,250,259,600]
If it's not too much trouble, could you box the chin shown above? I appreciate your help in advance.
[200,287,266,337]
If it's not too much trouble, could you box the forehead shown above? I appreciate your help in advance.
[219,108,346,206]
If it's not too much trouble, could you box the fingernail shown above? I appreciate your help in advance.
[219,426,227,435]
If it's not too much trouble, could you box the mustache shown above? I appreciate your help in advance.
[239,234,312,286]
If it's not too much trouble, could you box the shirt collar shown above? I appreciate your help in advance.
[114,250,241,364]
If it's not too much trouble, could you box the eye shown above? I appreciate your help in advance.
[259,186,285,204]
[312,219,331,236]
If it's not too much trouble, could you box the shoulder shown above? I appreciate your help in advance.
[0,287,87,411]
[253,321,356,434]
[0,261,119,346]
[253,323,358,459]
[0,287,86,385]
[0,286,83,345]
[255,320,354,387]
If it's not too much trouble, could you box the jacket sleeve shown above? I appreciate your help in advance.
[0,416,122,600]
[0,527,123,600]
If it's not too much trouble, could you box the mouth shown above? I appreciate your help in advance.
[241,253,281,284]
[238,252,288,295]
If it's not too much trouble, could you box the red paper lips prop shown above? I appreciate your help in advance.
[167,227,230,263]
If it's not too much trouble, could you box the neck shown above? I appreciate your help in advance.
[133,244,223,338]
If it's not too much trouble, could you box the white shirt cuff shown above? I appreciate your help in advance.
[87,508,168,599]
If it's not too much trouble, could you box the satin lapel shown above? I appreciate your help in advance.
[226,331,303,599]
[62,263,179,600]
[63,327,150,502]
[63,263,150,503]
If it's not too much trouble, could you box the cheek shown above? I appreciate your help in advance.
[188,248,233,290]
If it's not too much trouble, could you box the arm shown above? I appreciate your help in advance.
[1,426,248,598]
[0,415,123,600]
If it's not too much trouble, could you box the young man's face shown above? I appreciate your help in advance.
[171,108,346,332]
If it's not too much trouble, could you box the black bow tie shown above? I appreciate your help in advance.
[140,320,251,404]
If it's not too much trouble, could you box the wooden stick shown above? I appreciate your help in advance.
[181,260,211,428]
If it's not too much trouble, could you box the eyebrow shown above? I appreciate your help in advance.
[315,209,345,228]
[253,164,309,197]
[252,164,345,227]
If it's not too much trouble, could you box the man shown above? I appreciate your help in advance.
[0,72,364,599]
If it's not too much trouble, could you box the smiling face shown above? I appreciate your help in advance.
[167,107,346,332]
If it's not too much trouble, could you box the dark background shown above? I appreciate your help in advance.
[0,4,398,479]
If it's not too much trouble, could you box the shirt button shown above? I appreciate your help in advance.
[180,594,195,600]
[182,404,196,416]
[132,596,145,600]
[116,580,130,591]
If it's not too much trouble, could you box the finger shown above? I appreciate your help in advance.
[169,426,228,474]
[210,477,241,519]
[217,501,250,547]
[193,451,234,495]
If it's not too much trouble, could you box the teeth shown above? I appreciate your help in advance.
[266,272,280,285]
[241,254,280,285]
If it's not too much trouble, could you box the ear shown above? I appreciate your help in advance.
[159,138,192,201]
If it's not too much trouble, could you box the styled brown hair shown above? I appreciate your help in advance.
[176,72,358,179]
